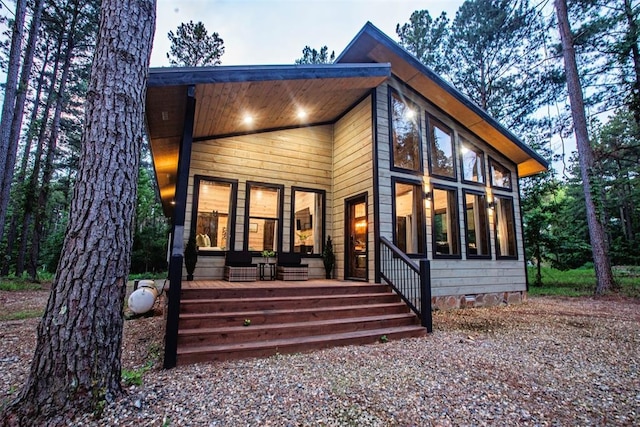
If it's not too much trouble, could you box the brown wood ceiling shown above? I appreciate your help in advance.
[145,74,388,213]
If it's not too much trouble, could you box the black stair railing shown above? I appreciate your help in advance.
[379,236,432,332]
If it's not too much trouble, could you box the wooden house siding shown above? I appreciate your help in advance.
[332,96,374,280]
[182,125,334,279]
[376,79,527,297]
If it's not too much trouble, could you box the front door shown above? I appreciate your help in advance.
[345,195,367,280]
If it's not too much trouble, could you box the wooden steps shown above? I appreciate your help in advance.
[176,283,426,365]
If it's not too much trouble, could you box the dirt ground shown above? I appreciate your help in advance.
[1,289,638,425]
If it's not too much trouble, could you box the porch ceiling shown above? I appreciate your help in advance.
[145,64,391,215]
[336,22,548,178]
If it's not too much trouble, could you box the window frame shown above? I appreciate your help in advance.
[426,115,457,181]
[459,138,486,185]
[190,175,238,255]
[391,177,426,257]
[493,194,518,259]
[462,189,491,260]
[244,181,284,254]
[430,184,462,259]
[290,186,326,257]
[388,89,423,175]
[489,157,513,190]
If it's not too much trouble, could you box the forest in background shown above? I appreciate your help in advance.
[0,0,638,287]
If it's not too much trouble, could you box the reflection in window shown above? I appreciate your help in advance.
[195,179,233,252]
[464,192,490,258]
[391,92,421,171]
[495,196,517,258]
[461,140,485,183]
[247,184,280,252]
[428,117,456,178]
[490,159,512,189]
[394,181,424,255]
[432,187,460,257]
[292,189,324,254]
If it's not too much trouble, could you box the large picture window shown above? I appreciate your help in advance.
[463,191,490,258]
[494,196,517,258]
[490,158,512,189]
[391,92,421,172]
[193,177,236,253]
[246,183,282,252]
[292,188,324,255]
[393,180,425,255]
[460,139,485,184]
[427,116,456,179]
[431,186,460,257]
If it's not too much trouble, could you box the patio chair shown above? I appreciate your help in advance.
[276,252,308,281]
[223,251,257,282]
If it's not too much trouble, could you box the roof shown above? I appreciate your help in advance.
[336,22,548,177]
[145,63,391,212]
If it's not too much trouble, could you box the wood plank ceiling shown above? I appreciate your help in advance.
[145,73,388,213]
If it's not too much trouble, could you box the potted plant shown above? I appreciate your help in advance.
[322,236,335,279]
[184,233,198,281]
[297,232,310,254]
[261,250,275,264]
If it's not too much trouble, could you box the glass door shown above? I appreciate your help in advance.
[346,195,367,280]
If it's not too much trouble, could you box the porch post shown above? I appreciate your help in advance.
[164,85,196,369]
[419,259,432,332]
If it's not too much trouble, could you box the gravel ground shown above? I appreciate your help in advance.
[1,291,639,426]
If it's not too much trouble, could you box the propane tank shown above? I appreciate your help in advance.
[128,280,159,314]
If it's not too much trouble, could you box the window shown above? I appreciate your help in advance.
[246,183,282,252]
[463,191,490,258]
[428,116,456,179]
[192,177,236,253]
[494,196,517,258]
[393,180,425,255]
[391,92,421,172]
[490,158,512,189]
[431,187,460,257]
[292,188,324,255]
[460,139,485,183]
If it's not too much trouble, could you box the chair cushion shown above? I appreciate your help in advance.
[225,251,255,267]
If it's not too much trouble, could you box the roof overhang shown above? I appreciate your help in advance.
[336,22,549,178]
[145,63,391,214]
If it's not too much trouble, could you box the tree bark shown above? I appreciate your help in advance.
[554,0,615,295]
[1,0,156,424]
[623,0,640,128]
[0,0,27,244]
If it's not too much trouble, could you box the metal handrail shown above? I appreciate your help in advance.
[379,236,432,332]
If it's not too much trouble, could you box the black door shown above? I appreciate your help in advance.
[345,195,367,280]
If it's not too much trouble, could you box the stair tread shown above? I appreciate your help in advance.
[179,302,407,319]
[178,313,417,336]
[177,325,426,355]
[180,292,394,304]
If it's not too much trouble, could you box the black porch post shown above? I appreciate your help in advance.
[419,259,432,332]
[164,85,196,369]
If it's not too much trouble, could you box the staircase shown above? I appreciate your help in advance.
[176,283,427,365]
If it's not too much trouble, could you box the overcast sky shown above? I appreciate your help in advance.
[151,0,465,67]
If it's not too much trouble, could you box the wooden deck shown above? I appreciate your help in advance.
[181,278,356,289]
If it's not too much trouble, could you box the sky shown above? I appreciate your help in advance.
[151,0,465,67]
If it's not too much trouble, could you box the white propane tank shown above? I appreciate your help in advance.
[128,280,159,314]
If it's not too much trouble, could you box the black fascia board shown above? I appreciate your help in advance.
[337,22,549,170]
[148,63,391,87]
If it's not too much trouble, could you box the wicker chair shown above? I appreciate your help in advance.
[223,251,257,282]
[276,252,308,281]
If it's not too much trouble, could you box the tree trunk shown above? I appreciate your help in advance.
[623,0,640,128]
[555,0,615,295]
[0,0,27,244]
[0,0,156,424]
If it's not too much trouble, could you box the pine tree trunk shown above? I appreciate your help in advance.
[0,0,27,243]
[555,0,615,295]
[1,0,156,424]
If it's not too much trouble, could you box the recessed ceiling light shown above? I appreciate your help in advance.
[297,110,307,119]
[243,115,253,124]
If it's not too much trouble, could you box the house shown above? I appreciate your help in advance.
[145,22,547,366]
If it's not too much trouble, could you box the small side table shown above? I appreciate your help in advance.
[259,262,276,280]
